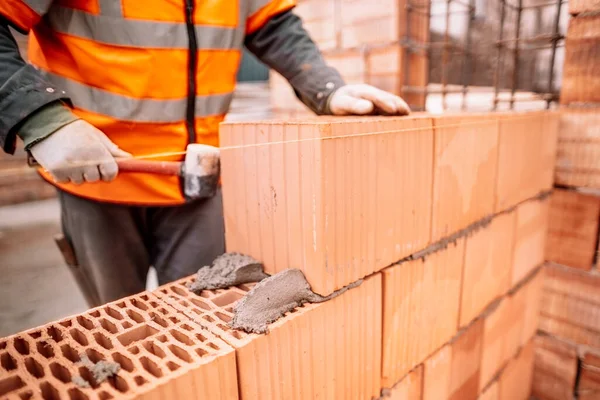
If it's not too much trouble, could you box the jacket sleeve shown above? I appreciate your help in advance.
[244,7,346,115]
[0,4,74,154]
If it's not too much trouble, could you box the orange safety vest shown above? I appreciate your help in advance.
[2,0,294,205]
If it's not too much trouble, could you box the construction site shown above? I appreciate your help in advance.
[0,0,599,399]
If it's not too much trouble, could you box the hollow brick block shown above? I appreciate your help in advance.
[546,189,600,270]
[449,318,484,400]
[495,112,558,211]
[579,350,600,400]
[512,198,549,286]
[459,211,515,328]
[0,292,238,400]
[531,334,578,400]
[555,107,600,190]
[381,240,464,387]
[155,273,383,400]
[521,267,545,345]
[431,115,499,242]
[498,340,535,400]
[480,298,512,391]
[423,344,452,400]
[570,0,600,14]
[561,16,600,104]
[385,365,423,400]
[220,116,434,296]
[478,381,499,400]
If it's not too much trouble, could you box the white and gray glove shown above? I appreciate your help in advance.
[328,84,411,116]
[30,120,131,184]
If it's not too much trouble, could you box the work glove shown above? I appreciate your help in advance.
[328,84,411,116]
[30,120,131,184]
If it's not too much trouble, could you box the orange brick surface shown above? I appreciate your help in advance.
[431,115,499,242]
[555,107,600,189]
[220,116,434,296]
[531,334,578,400]
[495,112,557,211]
[448,319,484,400]
[382,241,464,386]
[459,212,515,327]
[0,292,238,400]
[423,344,452,400]
[570,0,600,13]
[512,199,549,286]
[546,189,600,270]
[478,381,499,400]
[498,340,535,400]
[385,365,423,400]
[579,350,600,400]
[156,274,383,400]
[561,15,600,104]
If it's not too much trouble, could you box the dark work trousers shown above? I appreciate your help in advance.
[57,189,225,307]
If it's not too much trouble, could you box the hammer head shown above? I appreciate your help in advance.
[183,144,220,200]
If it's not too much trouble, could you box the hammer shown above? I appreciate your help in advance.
[29,143,221,201]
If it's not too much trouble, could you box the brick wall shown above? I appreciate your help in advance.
[0,110,558,399]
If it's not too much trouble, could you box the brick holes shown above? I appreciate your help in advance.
[25,357,45,378]
[89,310,101,318]
[13,338,30,355]
[155,335,167,343]
[98,391,113,400]
[85,349,104,364]
[180,324,194,332]
[67,387,89,400]
[117,324,159,347]
[0,341,6,350]
[29,331,42,339]
[46,326,63,342]
[166,361,180,371]
[195,333,207,342]
[140,356,163,378]
[108,375,129,393]
[69,328,89,346]
[215,312,232,323]
[230,330,244,340]
[212,291,244,307]
[60,344,79,363]
[112,352,134,373]
[128,346,140,355]
[191,298,211,311]
[0,375,25,397]
[19,390,33,399]
[125,309,145,323]
[207,343,220,351]
[39,381,60,400]
[170,285,189,297]
[37,341,54,359]
[93,332,114,350]
[134,375,148,386]
[78,367,97,388]
[115,301,126,309]
[121,321,132,329]
[149,313,168,328]
[49,362,71,383]
[59,320,72,328]
[131,298,149,311]
[203,315,215,323]
[1,352,17,371]
[196,348,208,357]
[218,323,231,333]
[105,307,124,320]
[168,344,192,363]
[76,316,94,331]
[199,291,211,299]
[99,318,118,334]
[142,341,166,359]
[170,330,193,346]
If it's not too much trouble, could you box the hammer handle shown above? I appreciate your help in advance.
[116,159,181,176]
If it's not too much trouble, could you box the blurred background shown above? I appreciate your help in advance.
[0,0,569,336]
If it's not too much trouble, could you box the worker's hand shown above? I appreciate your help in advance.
[30,120,131,184]
[328,84,411,116]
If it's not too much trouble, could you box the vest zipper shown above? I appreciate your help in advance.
[185,0,198,144]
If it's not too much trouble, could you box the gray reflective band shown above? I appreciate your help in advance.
[248,0,274,16]
[98,0,123,17]
[47,6,245,50]
[42,73,233,123]
[23,0,53,15]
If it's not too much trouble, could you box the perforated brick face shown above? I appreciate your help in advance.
[0,292,237,400]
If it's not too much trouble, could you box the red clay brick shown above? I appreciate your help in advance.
[498,340,535,400]
[570,0,600,14]
[579,350,600,400]
[431,115,499,242]
[544,264,600,305]
[546,189,600,270]
[478,381,499,400]
[385,365,423,400]
[449,319,484,400]
[0,292,238,400]
[539,316,600,349]
[480,298,512,390]
[382,240,464,386]
[220,116,434,296]
[512,199,549,286]
[531,334,578,400]
[555,107,600,189]
[495,112,558,211]
[459,212,515,327]
[561,15,600,104]
[423,344,452,400]
[155,273,383,400]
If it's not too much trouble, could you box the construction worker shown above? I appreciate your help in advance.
[0,1,410,307]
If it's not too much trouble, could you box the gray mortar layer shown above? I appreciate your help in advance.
[230,269,363,334]
[72,353,121,388]
[188,253,269,293]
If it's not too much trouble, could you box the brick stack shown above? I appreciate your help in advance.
[270,0,430,118]
[532,1,600,398]
[0,110,557,399]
